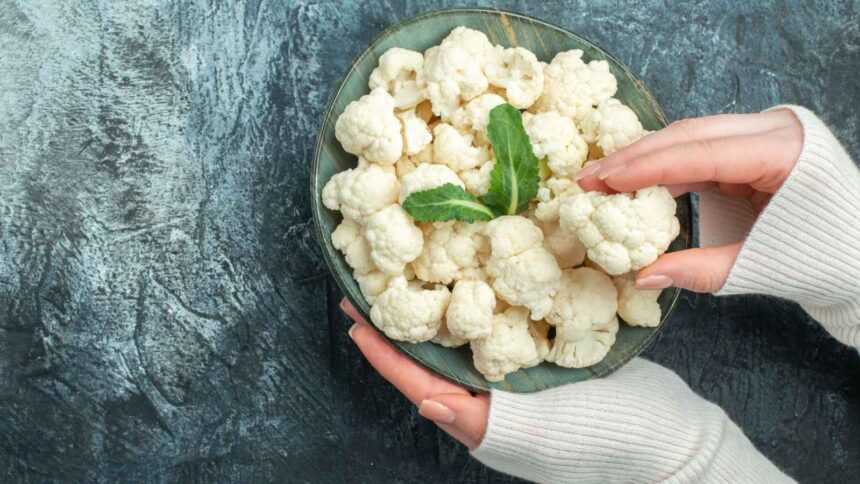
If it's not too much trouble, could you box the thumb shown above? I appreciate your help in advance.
[418,393,489,449]
[635,243,742,293]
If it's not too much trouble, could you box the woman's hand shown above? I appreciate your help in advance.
[341,299,489,449]
[576,109,804,293]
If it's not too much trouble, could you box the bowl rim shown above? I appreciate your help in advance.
[310,7,690,392]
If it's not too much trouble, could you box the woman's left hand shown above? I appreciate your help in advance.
[341,298,489,449]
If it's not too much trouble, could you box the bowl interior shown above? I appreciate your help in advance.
[312,8,693,393]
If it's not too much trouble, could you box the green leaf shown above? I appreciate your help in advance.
[402,184,495,222]
[481,104,540,216]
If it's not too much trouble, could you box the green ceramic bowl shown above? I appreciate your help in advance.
[312,8,693,393]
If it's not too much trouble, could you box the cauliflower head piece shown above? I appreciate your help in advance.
[541,219,586,269]
[546,316,619,368]
[532,50,617,122]
[321,162,399,223]
[484,216,563,320]
[431,320,469,348]
[368,47,425,110]
[459,159,495,197]
[331,219,376,275]
[534,176,583,223]
[470,306,547,382]
[614,273,662,327]
[581,98,645,155]
[420,44,488,120]
[411,222,489,284]
[365,204,424,274]
[559,186,680,275]
[484,46,545,109]
[523,111,588,178]
[370,277,450,343]
[450,93,506,145]
[335,88,403,165]
[399,163,464,204]
[432,123,491,172]
[446,279,496,339]
[546,267,618,329]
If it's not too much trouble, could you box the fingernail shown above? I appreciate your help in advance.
[574,161,602,181]
[418,399,456,425]
[339,298,349,312]
[636,275,673,289]
[348,323,359,340]
[597,162,626,180]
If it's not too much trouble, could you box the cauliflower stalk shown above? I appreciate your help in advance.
[324,26,681,383]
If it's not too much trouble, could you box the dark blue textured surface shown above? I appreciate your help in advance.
[0,1,858,482]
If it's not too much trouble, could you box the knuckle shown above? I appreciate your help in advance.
[670,117,707,140]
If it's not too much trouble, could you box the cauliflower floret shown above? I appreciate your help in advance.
[534,177,583,223]
[411,222,488,284]
[446,280,495,339]
[441,26,495,68]
[432,320,469,348]
[331,219,377,274]
[450,93,506,145]
[559,186,680,275]
[420,44,488,119]
[355,270,395,304]
[484,216,562,320]
[321,163,399,223]
[459,159,495,197]
[397,109,433,156]
[432,123,490,171]
[532,50,617,123]
[484,46,544,109]
[399,163,464,204]
[365,205,424,274]
[541,219,586,269]
[546,316,619,368]
[369,48,425,110]
[580,98,645,155]
[614,273,662,327]
[523,112,588,177]
[470,306,546,382]
[370,276,450,342]
[546,267,618,329]
[335,88,403,165]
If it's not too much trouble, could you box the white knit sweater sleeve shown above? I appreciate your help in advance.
[473,105,858,483]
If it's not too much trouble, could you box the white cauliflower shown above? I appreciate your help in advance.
[432,123,491,171]
[321,162,399,223]
[399,163,464,204]
[370,276,450,343]
[420,44,488,119]
[459,159,495,197]
[546,267,618,329]
[440,26,495,68]
[484,216,562,320]
[559,186,680,275]
[546,316,619,368]
[397,110,433,156]
[580,98,645,155]
[450,93,506,145]
[331,219,376,274]
[446,280,495,339]
[523,111,588,177]
[335,88,403,165]
[534,177,582,223]
[614,273,662,327]
[432,320,469,348]
[355,270,395,304]
[484,46,544,109]
[541,219,586,269]
[470,306,546,382]
[532,50,617,122]
[364,204,424,274]
[368,48,425,110]
[411,222,489,284]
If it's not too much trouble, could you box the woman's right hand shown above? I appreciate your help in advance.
[575,109,804,293]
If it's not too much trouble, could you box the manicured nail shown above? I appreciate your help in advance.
[597,162,626,180]
[339,298,349,312]
[418,399,456,424]
[348,323,359,340]
[636,275,673,289]
[574,161,602,181]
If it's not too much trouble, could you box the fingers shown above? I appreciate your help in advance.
[635,243,743,293]
[344,303,469,405]
[419,393,489,449]
[576,110,802,194]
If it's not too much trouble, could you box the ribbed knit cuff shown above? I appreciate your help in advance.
[715,106,860,348]
[471,359,793,483]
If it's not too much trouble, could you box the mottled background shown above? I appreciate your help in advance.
[0,0,858,482]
